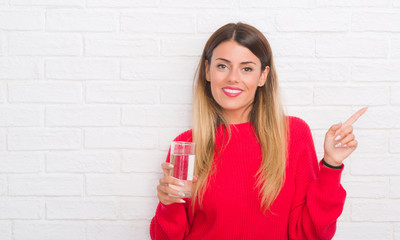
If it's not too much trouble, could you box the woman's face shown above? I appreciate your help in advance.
[205,40,270,124]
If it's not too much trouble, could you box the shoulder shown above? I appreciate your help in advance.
[286,115,311,131]
[286,115,313,140]
[173,129,193,142]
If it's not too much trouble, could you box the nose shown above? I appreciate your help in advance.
[227,67,240,83]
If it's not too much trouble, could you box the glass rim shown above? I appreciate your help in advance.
[172,141,195,145]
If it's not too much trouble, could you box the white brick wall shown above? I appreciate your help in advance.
[0,1,398,239]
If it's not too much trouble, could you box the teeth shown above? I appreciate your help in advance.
[223,88,242,94]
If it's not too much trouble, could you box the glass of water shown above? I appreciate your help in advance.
[169,141,196,198]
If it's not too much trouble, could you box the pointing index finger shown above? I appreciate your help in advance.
[343,107,368,127]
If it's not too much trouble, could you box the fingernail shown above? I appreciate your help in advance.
[179,199,186,203]
[169,164,174,168]
[178,181,184,186]
[334,135,341,141]
[335,142,342,148]
[342,144,347,147]
[179,192,185,197]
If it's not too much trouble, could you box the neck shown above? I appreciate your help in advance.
[223,108,251,125]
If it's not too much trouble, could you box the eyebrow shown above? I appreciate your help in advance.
[216,58,257,65]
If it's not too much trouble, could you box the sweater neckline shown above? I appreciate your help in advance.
[217,121,253,132]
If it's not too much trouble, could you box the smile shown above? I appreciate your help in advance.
[222,88,243,97]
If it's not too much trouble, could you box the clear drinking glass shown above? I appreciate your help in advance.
[169,141,196,198]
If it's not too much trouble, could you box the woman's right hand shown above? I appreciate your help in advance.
[157,162,198,205]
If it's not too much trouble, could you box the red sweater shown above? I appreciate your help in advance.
[150,116,346,240]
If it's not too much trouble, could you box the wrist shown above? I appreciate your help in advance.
[322,158,343,169]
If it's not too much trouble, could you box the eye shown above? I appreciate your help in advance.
[217,64,227,69]
[243,67,253,72]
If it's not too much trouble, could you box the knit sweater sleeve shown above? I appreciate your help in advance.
[150,130,192,240]
[288,118,346,240]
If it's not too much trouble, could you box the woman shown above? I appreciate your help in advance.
[150,22,367,240]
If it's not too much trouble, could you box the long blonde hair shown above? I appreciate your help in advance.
[192,22,288,213]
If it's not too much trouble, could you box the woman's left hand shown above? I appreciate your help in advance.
[323,107,368,167]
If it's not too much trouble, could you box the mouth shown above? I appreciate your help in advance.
[222,87,243,97]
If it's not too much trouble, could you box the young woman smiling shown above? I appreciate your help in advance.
[150,22,367,240]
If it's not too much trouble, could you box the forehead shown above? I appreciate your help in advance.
[212,40,260,63]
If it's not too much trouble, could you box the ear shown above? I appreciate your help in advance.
[258,66,270,87]
[205,59,210,82]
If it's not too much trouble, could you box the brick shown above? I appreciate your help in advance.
[46,200,116,220]
[0,32,5,56]
[396,225,400,240]
[281,86,313,106]
[120,197,158,219]
[8,128,81,150]
[352,60,400,82]
[0,106,43,126]
[392,86,400,104]
[353,12,400,32]
[0,129,5,150]
[46,59,118,80]
[46,10,117,32]
[268,36,315,57]
[86,221,150,240]
[13,221,85,240]
[84,128,157,149]
[86,173,160,197]
[0,84,5,102]
[197,12,240,33]
[122,11,195,33]
[276,59,350,82]
[0,200,41,219]
[286,107,351,129]
[9,33,82,56]
[85,34,158,57]
[317,0,389,7]
[352,155,400,175]
[390,131,400,153]
[240,0,314,7]
[161,0,231,8]
[0,10,43,30]
[353,130,387,153]
[349,107,400,129]
[86,82,158,104]
[87,0,157,7]
[159,127,190,150]
[10,0,84,6]
[162,37,207,57]
[122,150,165,173]
[46,151,119,173]
[393,38,400,57]
[0,58,41,80]
[352,200,400,221]
[122,105,191,127]
[9,175,82,196]
[276,9,348,32]
[0,222,11,240]
[46,105,120,127]
[314,86,388,106]
[390,177,400,198]
[316,37,388,58]
[121,57,198,81]
[341,176,388,198]
[160,84,193,104]
[0,175,5,195]
[8,82,81,103]
[0,152,43,173]
[334,222,392,240]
